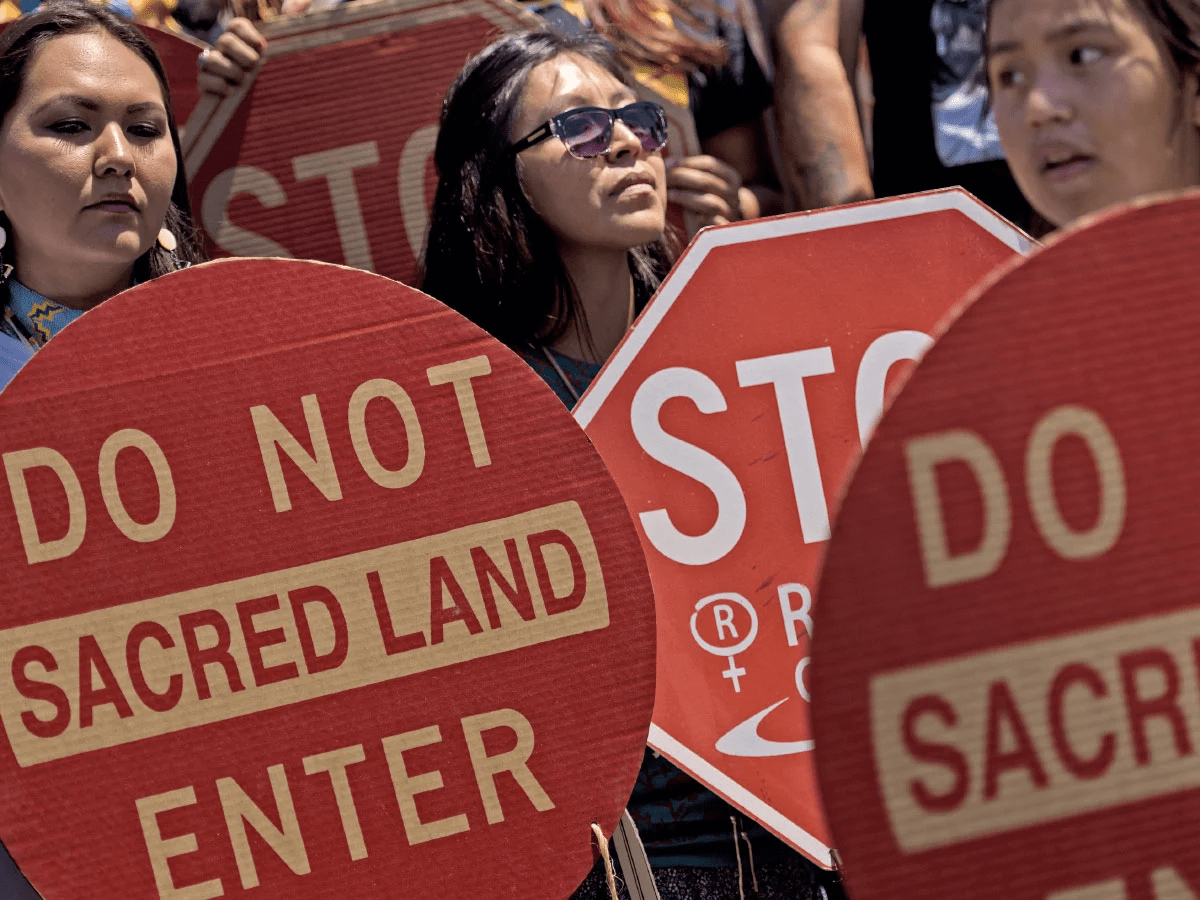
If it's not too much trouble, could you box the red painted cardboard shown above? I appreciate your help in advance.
[144,25,205,125]
[574,189,1031,867]
[181,0,701,286]
[181,0,537,287]
[0,258,655,900]
[812,192,1200,899]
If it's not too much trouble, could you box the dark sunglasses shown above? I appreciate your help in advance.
[511,100,669,159]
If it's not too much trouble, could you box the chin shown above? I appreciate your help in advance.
[80,236,154,269]
[616,214,666,248]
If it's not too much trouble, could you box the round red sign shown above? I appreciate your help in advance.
[813,192,1200,898]
[0,259,655,900]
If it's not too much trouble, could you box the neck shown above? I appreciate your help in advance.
[13,252,136,311]
[550,243,635,365]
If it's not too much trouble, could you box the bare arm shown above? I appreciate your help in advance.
[770,0,872,209]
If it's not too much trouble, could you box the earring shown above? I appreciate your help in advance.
[157,227,189,271]
[0,225,10,283]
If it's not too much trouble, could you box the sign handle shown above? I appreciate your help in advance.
[613,810,661,900]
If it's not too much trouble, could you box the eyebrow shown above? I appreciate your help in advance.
[544,93,637,119]
[989,18,1118,54]
[988,17,1118,54]
[32,95,166,116]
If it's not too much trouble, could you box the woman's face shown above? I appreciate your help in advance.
[0,30,177,294]
[988,0,1200,227]
[512,53,667,254]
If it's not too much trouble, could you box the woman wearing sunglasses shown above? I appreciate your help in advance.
[421,30,672,402]
[421,30,833,900]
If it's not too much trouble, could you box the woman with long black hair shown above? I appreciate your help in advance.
[420,29,833,900]
[421,29,672,404]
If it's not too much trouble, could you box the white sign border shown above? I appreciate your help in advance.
[650,724,834,867]
[577,189,1034,869]
[574,188,1033,426]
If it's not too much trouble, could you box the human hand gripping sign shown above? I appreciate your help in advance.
[666,154,759,228]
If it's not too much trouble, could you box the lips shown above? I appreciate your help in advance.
[86,195,140,213]
[1037,142,1096,178]
[611,171,656,196]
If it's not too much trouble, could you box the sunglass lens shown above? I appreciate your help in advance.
[619,103,668,152]
[562,109,614,158]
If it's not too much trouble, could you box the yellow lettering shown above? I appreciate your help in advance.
[302,744,369,861]
[427,356,493,468]
[98,429,177,544]
[136,787,223,900]
[250,395,341,513]
[462,708,554,824]
[217,764,310,888]
[382,725,469,844]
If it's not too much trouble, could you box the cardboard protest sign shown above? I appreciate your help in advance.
[0,258,655,900]
[811,192,1200,898]
[181,0,537,287]
[144,25,206,126]
[182,0,702,287]
[574,189,1032,867]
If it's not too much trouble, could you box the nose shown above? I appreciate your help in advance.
[1025,70,1074,129]
[606,118,645,161]
[93,122,133,178]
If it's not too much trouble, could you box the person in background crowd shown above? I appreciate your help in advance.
[0,0,205,391]
[419,29,838,900]
[985,0,1200,228]
[770,0,1038,230]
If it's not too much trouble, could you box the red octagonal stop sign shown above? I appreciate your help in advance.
[0,259,654,900]
[575,189,1030,865]
[814,192,1200,898]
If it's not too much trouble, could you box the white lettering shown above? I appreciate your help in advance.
[201,166,293,258]
[292,142,380,272]
[736,348,836,544]
[630,367,746,565]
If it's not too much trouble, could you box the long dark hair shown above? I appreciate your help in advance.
[0,0,206,288]
[420,30,674,353]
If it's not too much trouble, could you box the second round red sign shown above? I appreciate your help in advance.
[814,193,1200,898]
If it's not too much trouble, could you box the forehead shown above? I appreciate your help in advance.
[520,52,632,117]
[16,30,164,108]
[989,0,1154,41]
